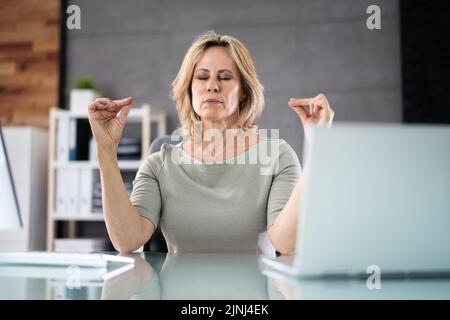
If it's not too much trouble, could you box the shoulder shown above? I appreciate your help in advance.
[141,142,183,173]
[279,139,300,163]
[139,145,168,178]
[261,138,299,161]
[260,138,301,175]
[277,138,297,155]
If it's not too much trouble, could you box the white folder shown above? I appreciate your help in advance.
[68,118,77,161]
[56,118,69,162]
[66,168,80,216]
[79,168,93,216]
[55,169,67,216]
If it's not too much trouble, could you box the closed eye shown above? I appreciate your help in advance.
[196,77,232,80]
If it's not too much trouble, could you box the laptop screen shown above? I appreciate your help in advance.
[0,123,22,230]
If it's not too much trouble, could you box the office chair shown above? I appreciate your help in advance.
[144,134,184,252]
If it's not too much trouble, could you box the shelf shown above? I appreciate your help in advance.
[54,160,142,170]
[47,104,166,251]
[53,214,104,221]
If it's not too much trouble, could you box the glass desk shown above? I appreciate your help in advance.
[1,252,450,300]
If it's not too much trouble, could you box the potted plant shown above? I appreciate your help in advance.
[69,75,100,115]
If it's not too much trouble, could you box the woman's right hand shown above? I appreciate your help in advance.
[87,96,134,150]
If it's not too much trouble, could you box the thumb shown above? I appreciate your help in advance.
[118,104,132,124]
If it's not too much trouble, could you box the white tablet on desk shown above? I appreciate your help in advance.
[0,251,134,268]
[0,252,135,282]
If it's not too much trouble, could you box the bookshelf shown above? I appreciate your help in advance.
[46,104,166,251]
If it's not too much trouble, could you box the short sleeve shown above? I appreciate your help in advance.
[130,152,163,229]
[266,140,301,228]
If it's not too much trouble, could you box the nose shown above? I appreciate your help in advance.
[207,78,219,92]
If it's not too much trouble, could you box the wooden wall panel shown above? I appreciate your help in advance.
[0,0,60,129]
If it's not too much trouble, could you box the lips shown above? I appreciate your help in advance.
[203,98,223,104]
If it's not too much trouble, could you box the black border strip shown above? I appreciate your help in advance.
[58,0,68,109]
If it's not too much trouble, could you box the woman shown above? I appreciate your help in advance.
[88,31,334,255]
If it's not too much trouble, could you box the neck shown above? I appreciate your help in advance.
[194,112,240,144]
[185,123,258,163]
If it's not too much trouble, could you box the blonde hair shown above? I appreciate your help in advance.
[171,30,264,136]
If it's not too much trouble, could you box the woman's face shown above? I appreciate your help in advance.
[191,46,244,123]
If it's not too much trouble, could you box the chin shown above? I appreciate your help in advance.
[202,117,226,123]
[201,111,227,121]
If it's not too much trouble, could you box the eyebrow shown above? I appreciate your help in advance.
[195,68,234,74]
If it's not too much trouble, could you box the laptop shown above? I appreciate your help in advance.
[261,123,450,278]
[0,122,133,269]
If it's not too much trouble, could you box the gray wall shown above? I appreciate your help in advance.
[66,0,402,158]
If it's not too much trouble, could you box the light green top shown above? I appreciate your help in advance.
[130,138,301,253]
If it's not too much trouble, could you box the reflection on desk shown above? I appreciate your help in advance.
[0,253,270,300]
[2,252,450,300]
[263,268,450,300]
[103,253,271,299]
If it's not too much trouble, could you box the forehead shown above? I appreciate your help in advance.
[195,46,238,72]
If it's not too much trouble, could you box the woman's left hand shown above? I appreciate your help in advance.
[288,93,335,139]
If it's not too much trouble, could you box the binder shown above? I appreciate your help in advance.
[55,169,67,216]
[66,168,80,216]
[68,118,77,161]
[56,118,69,162]
[79,168,93,216]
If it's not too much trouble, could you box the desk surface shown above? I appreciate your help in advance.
[1,252,450,300]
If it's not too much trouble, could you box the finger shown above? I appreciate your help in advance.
[288,97,314,108]
[95,97,112,105]
[95,108,117,116]
[118,104,132,124]
[90,101,115,116]
[90,109,118,120]
[319,105,334,125]
[88,100,98,111]
[318,106,328,121]
[310,101,315,116]
[93,98,118,112]
[106,100,122,112]
[310,100,320,116]
[316,93,331,112]
[94,101,108,110]
[95,99,121,112]
[113,96,134,107]
[289,104,308,122]
[313,101,324,116]
[89,101,110,113]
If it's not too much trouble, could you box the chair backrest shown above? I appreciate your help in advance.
[145,134,184,252]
